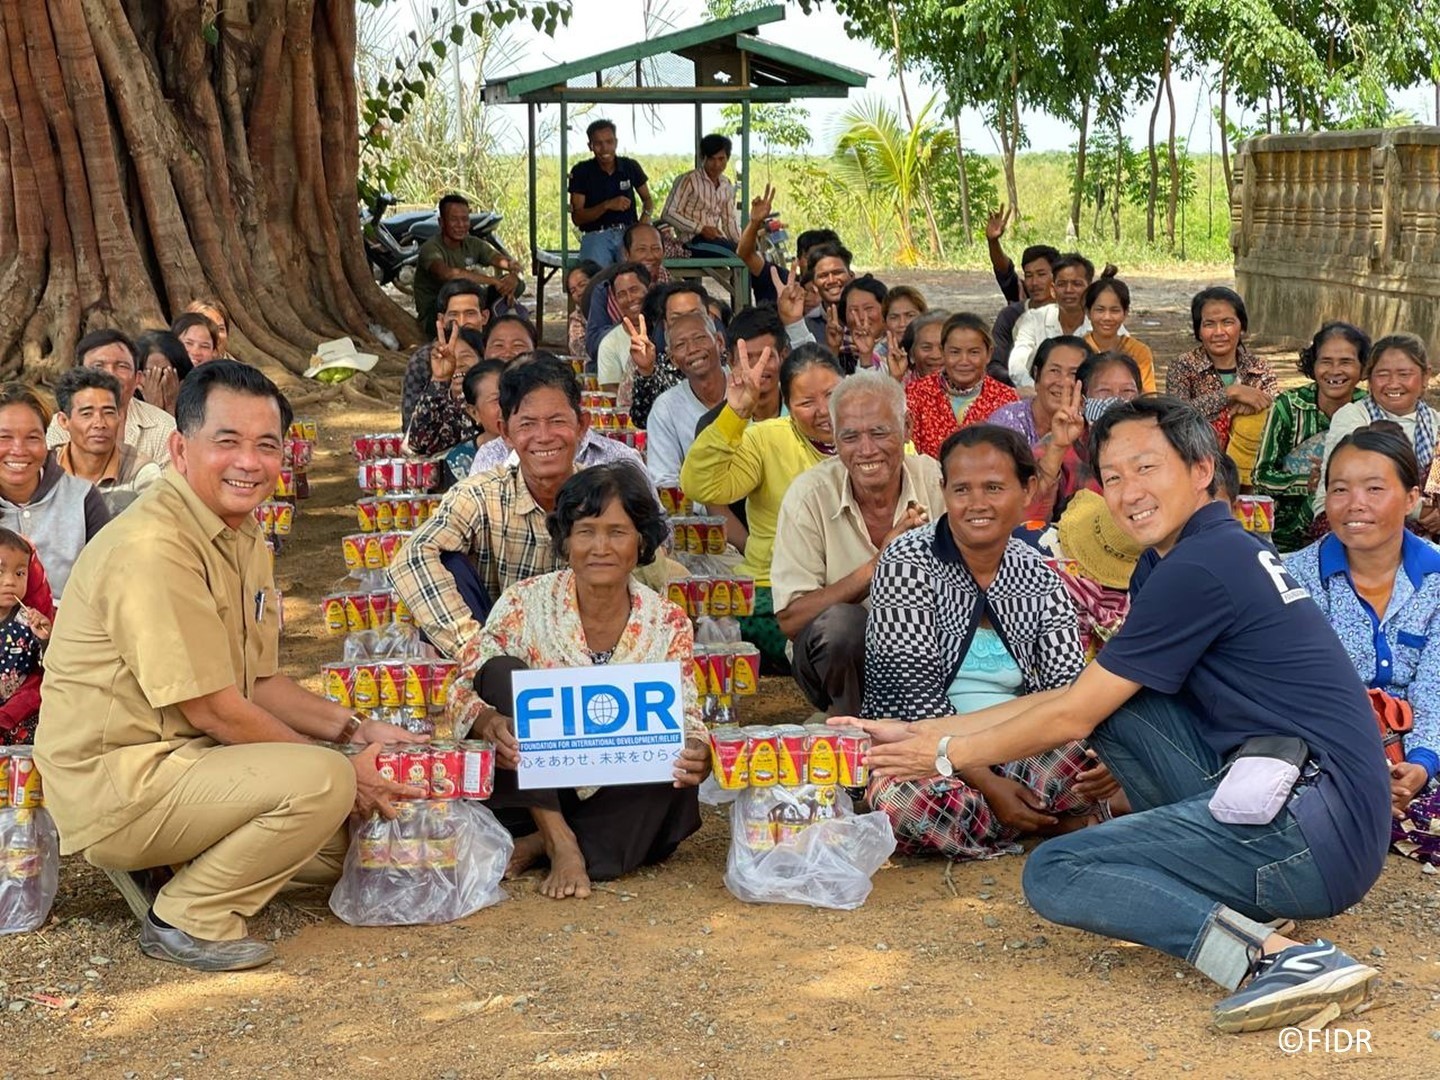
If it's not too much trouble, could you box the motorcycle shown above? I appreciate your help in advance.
[361,194,516,294]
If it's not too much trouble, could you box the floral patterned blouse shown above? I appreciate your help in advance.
[905,373,1020,459]
[451,569,707,747]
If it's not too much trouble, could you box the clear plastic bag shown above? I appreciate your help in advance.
[723,785,896,910]
[1,808,60,935]
[697,772,739,807]
[329,799,513,926]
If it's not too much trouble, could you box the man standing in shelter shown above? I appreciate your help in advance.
[569,119,654,267]
[36,361,421,972]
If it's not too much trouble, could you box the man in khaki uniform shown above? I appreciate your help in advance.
[36,361,420,972]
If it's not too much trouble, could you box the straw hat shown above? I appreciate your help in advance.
[1056,490,1143,590]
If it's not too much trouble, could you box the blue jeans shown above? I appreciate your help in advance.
[1021,690,1333,989]
[578,227,625,267]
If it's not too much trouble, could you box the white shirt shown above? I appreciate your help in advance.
[1008,308,1107,387]
[597,322,632,389]
[646,377,723,486]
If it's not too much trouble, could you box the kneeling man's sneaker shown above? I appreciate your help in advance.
[1212,939,1378,1033]
[139,916,275,972]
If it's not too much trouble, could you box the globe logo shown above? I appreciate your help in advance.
[585,691,623,728]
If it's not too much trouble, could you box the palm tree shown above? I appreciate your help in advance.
[831,95,953,266]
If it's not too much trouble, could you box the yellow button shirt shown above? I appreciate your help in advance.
[34,469,280,853]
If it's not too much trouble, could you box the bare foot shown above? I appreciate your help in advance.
[505,833,546,880]
[538,844,591,900]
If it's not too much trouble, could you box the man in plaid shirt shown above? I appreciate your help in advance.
[390,354,669,658]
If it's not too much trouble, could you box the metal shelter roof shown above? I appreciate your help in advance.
[481,4,868,105]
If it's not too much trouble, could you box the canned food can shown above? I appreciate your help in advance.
[375,744,402,784]
[686,576,712,619]
[341,534,364,573]
[707,578,731,618]
[389,495,412,531]
[352,434,374,461]
[667,581,690,613]
[356,498,379,533]
[684,521,704,556]
[321,662,357,706]
[322,594,348,635]
[377,661,407,709]
[429,742,462,798]
[392,592,414,626]
[374,495,394,532]
[805,724,838,783]
[615,408,631,430]
[745,727,779,787]
[774,724,810,786]
[835,727,871,787]
[708,728,749,789]
[658,486,688,516]
[417,461,438,490]
[357,462,375,490]
[7,746,43,808]
[343,593,369,634]
[730,644,760,695]
[430,660,458,708]
[730,577,756,618]
[351,663,380,710]
[399,746,431,795]
[459,740,496,799]
[402,459,423,490]
[300,419,319,442]
[403,661,432,711]
[689,649,711,700]
[703,517,726,555]
[743,816,776,851]
[274,468,294,499]
[633,430,647,453]
[366,592,392,629]
[0,750,10,809]
[273,502,294,536]
[378,531,407,567]
[361,534,385,571]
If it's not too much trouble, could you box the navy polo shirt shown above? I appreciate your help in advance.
[1098,501,1390,911]
[568,157,648,233]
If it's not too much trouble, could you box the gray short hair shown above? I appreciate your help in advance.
[667,309,716,341]
[829,369,907,433]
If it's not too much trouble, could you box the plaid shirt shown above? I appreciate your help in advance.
[660,167,740,244]
[389,465,561,657]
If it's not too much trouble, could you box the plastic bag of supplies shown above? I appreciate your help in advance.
[723,784,896,910]
[329,799,513,926]
[1,808,60,935]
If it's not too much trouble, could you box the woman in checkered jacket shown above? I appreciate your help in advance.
[861,424,1106,860]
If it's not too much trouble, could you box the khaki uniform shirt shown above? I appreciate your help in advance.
[770,454,945,614]
[34,469,279,853]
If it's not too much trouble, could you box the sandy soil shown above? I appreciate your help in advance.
[4,271,1437,1079]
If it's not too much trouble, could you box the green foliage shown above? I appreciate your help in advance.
[929,149,1001,248]
[355,0,571,202]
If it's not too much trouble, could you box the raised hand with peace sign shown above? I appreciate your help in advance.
[749,182,776,226]
[622,314,657,376]
[884,329,909,382]
[772,262,806,327]
[429,319,461,384]
[726,338,774,420]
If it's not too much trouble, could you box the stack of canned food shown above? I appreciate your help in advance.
[666,575,757,619]
[253,418,318,548]
[319,590,416,635]
[1,747,49,921]
[709,724,871,790]
[669,515,728,556]
[352,433,441,495]
[656,486,693,516]
[1233,494,1275,537]
[320,657,458,726]
[350,740,496,801]
[590,406,647,452]
[355,493,442,533]
[340,531,412,573]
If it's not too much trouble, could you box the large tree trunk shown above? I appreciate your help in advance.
[0,0,420,384]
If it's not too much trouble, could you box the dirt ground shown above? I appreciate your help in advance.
[4,271,1438,1079]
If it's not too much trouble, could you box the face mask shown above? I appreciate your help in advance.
[1084,395,1124,424]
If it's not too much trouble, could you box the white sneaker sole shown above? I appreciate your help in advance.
[1213,964,1379,1033]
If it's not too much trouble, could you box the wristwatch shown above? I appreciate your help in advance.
[339,711,365,744]
[935,735,955,778]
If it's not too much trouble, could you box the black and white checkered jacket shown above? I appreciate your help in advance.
[861,521,1084,721]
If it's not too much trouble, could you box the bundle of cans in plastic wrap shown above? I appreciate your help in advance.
[253,417,317,555]
[0,747,59,934]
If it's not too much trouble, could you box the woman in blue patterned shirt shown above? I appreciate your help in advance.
[1285,424,1439,818]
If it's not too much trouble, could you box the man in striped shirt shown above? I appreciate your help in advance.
[660,134,741,256]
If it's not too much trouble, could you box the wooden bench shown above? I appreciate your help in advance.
[532,250,751,334]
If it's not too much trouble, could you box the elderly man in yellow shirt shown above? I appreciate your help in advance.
[680,342,843,668]
[771,371,944,715]
[36,362,421,972]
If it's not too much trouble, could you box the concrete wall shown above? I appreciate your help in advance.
[1230,127,1440,349]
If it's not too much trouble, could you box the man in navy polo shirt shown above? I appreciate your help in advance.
[568,119,653,268]
[854,395,1390,1032]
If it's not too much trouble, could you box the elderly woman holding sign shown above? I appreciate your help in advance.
[448,464,710,899]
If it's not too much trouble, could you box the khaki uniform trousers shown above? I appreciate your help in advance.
[82,743,356,941]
